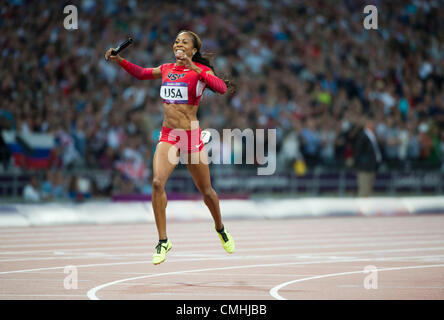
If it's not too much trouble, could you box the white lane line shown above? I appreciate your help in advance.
[0,234,153,243]
[269,264,444,300]
[2,238,444,256]
[1,219,443,239]
[2,249,444,266]
[85,255,444,300]
[1,227,442,241]
[0,261,153,275]
[2,232,443,249]
[2,241,444,266]
[2,226,444,243]
[2,243,444,264]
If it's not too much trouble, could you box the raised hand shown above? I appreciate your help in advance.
[105,48,122,64]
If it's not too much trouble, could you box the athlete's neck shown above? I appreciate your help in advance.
[175,60,185,66]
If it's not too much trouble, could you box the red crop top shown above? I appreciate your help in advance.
[119,59,227,106]
[159,62,211,106]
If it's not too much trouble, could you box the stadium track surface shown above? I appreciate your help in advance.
[1,215,444,300]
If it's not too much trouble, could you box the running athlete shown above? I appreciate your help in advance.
[105,30,235,265]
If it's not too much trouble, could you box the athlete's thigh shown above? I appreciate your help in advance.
[186,150,212,190]
[153,142,179,183]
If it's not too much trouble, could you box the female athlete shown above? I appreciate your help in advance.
[105,30,235,265]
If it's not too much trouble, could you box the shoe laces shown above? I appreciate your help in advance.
[219,231,229,243]
[155,242,166,254]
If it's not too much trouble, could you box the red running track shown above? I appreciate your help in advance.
[1,215,444,300]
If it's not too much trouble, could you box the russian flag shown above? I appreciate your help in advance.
[2,131,55,169]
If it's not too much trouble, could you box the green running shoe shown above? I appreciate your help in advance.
[216,225,235,254]
[152,239,172,265]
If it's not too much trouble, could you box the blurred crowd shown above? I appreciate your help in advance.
[1,0,444,199]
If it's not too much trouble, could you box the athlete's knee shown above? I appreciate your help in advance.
[152,178,165,192]
[201,186,216,199]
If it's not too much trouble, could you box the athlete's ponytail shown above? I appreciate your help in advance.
[192,51,213,70]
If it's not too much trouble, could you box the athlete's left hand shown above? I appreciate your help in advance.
[176,51,201,73]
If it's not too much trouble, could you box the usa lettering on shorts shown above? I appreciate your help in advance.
[160,82,188,104]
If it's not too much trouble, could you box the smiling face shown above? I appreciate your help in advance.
[173,32,197,59]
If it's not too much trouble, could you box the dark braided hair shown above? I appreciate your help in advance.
[177,30,235,94]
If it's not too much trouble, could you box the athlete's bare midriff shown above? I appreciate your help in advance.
[162,103,199,130]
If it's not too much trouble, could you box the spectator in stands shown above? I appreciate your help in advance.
[23,176,40,202]
[99,146,117,171]
[354,118,382,197]
[52,170,66,199]
[382,116,402,169]
[278,124,302,171]
[41,170,66,200]
[300,118,321,168]
[41,171,54,201]
[426,124,442,169]
[407,121,421,168]
[23,175,52,202]
[440,130,444,171]
[319,114,337,167]
[68,175,92,202]
[0,127,11,172]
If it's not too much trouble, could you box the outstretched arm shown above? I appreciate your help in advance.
[104,48,161,80]
[119,59,162,80]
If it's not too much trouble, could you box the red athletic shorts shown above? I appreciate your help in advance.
[158,126,204,153]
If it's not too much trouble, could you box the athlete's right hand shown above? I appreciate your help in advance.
[105,48,122,64]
